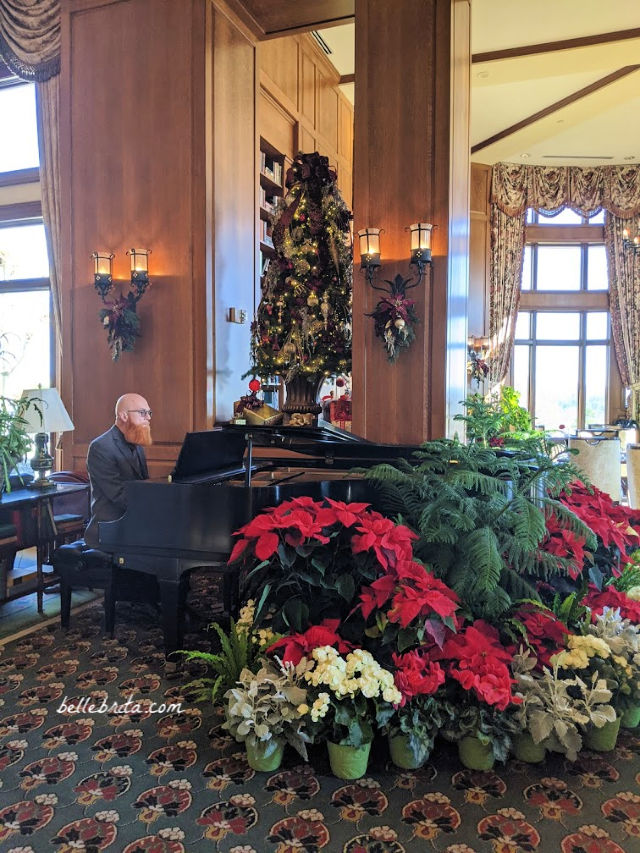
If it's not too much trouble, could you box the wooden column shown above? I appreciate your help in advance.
[352,0,470,443]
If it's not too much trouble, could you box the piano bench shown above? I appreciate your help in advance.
[52,541,160,635]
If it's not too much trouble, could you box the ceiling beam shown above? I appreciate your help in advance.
[234,1,354,39]
[471,65,640,154]
[473,27,640,64]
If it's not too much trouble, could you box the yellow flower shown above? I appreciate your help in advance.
[297,704,309,715]
[626,585,640,601]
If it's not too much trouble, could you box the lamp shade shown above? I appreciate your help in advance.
[19,388,75,433]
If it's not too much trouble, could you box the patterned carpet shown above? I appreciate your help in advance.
[0,600,639,853]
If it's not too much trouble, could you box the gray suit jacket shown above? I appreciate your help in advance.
[84,424,149,547]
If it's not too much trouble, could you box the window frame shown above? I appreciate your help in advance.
[0,69,54,390]
[511,211,621,429]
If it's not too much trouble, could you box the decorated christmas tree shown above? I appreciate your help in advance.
[249,152,352,418]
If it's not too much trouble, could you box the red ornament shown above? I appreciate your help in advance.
[248,379,261,392]
[336,377,345,388]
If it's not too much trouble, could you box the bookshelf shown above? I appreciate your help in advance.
[258,138,287,408]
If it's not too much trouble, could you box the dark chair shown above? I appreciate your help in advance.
[0,521,19,601]
[52,541,159,634]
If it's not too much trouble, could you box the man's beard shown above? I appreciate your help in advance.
[123,423,153,446]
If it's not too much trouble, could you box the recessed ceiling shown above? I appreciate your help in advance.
[317,0,640,166]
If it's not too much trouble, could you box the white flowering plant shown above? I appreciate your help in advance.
[511,648,616,761]
[179,600,280,705]
[586,608,640,710]
[223,657,310,759]
[300,646,401,747]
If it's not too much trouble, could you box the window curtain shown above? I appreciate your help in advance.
[490,163,640,397]
[0,0,62,343]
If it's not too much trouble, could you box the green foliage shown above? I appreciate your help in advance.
[0,394,41,493]
[364,439,590,622]
[179,618,263,706]
[550,581,590,631]
[440,703,518,762]
[455,386,543,448]
[388,694,454,764]
[609,554,640,593]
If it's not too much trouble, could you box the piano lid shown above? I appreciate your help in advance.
[170,428,248,483]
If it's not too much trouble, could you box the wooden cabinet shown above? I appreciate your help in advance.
[259,137,285,265]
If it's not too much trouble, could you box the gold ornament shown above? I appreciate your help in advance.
[394,318,406,330]
[307,291,319,307]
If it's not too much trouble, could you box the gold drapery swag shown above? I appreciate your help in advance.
[488,163,640,399]
[0,0,60,81]
[491,162,640,219]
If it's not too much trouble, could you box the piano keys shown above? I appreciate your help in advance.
[99,424,419,653]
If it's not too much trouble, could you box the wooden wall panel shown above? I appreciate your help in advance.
[60,0,206,476]
[259,37,298,108]
[212,5,258,421]
[469,162,491,341]
[352,0,471,443]
[300,48,316,127]
[299,125,316,155]
[317,70,338,152]
[259,90,296,160]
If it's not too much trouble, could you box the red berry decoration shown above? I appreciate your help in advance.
[248,379,261,392]
[336,377,345,388]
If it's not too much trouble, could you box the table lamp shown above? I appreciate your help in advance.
[19,388,75,489]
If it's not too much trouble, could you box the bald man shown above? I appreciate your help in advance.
[84,393,152,547]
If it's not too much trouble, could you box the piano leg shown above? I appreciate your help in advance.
[159,578,184,656]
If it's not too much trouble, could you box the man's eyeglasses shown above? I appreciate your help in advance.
[128,409,153,418]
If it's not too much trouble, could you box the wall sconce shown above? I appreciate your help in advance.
[127,248,151,294]
[92,249,152,362]
[623,224,640,255]
[409,222,433,279]
[357,228,382,286]
[358,224,433,362]
[92,251,115,299]
[467,335,491,385]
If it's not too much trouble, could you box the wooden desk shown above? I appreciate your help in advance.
[0,484,89,613]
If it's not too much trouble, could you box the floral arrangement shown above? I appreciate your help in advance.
[223,658,310,759]
[467,348,490,385]
[511,649,615,761]
[97,276,150,362]
[366,274,419,363]
[299,646,401,747]
[206,485,640,777]
[231,496,418,634]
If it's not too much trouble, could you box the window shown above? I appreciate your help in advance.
[0,78,51,400]
[0,81,39,173]
[512,208,610,431]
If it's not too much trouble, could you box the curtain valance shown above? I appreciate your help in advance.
[492,162,640,219]
[0,0,60,81]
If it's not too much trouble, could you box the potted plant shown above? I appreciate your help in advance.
[387,650,450,769]
[581,608,640,731]
[513,649,616,760]
[437,621,522,770]
[223,657,310,772]
[179,600,279,705]
[230,496,418,635]
[301,645,401,779]
[0,394,38,493]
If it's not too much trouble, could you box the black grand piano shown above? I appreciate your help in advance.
[99,424,418,653]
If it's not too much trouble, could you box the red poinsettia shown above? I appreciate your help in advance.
[438,620,521,711]
[509,604,571,667]
[542,513,587,580]
[559,481,640,555]
[582,584,640,624]
[268,619,352,665]
[229,497,417,570]
[358,560,459,645]
[392,650,445,706]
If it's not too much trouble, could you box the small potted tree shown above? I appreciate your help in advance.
[223,657,310,772]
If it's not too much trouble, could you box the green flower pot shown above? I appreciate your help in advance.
[245,738,284,772]
[621,705,640,729]
[584,716,621,752]
[457,735,494,771]
[388,733,430,770]
[513,732,546,764]
[327,741,371,779]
